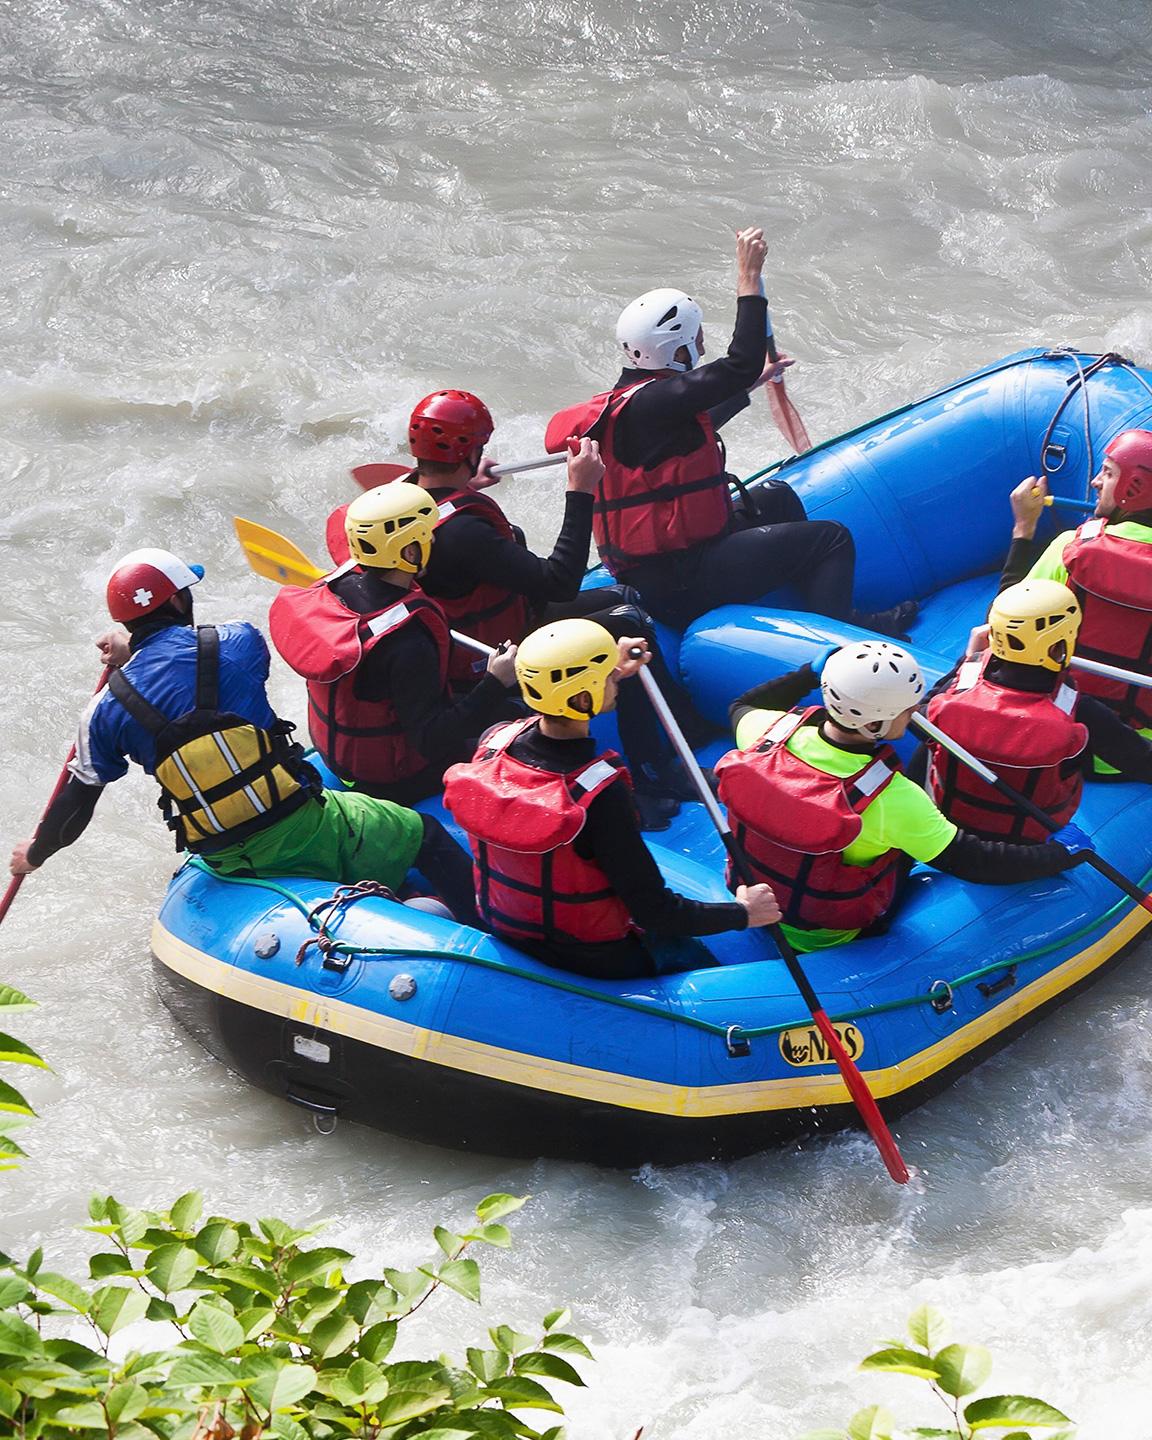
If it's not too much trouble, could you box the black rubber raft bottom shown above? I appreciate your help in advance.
[153,924,1144,1169]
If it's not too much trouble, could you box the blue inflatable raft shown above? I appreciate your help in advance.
[151,348,1152,1166]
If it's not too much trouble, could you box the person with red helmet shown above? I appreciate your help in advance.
[992,428,1152,768]
[328,389,717,827]
[8,548,479,922]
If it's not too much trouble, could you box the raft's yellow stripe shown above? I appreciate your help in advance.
[152,905,1150,1119]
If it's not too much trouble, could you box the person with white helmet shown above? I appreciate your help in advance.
[545,227,917,636]
[925,580,1152,842]
[8,548,480,922]
[715,641,1088,952]
[271,482,522,805]
[443,619,781,979]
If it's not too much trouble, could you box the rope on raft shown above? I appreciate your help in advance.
[185,855,1152,1055]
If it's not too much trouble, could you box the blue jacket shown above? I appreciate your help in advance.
[72,622,280,786]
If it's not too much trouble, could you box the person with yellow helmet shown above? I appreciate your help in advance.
[270,482,521,804]
[716,640,1088,954]
[442,619,781,978]
[925,579,1152,839]
[8,549,479,922]
[991,431,1152,770]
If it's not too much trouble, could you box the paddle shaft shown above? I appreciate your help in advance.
[911,712,1152,916]
[0,666,112,928]
[633,660,909,1184]
[1071,655,1152,691]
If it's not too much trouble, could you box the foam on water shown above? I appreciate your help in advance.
[2,0,1151,1433]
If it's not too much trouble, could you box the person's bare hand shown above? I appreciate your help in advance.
[612,637,650,681]
[965,623,991,659]
[736,882,782,927]
[97,628,131,669]
[467,457,502,492]
[752,352,795,388]
[1010,474,1048,540]
[565,436,604,495]
[486,641,519,688]
[736,226,768,295]
[9,842,37,878]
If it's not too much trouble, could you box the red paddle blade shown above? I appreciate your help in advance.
[767,380,812,454]
[811,1009,909,1184]
[350,462,413,490]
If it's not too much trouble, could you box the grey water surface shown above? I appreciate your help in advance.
[2,1,1151,1433]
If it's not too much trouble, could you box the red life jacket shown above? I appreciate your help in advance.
[1062,518,1152,729]
[926,656,1088,842]
[546,381,732,575]
[714,708,901,933]
[326,488,533,688]
[269,562,451,786]
[442,717,636,946]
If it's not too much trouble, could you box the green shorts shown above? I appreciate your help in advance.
[201,790,426,891]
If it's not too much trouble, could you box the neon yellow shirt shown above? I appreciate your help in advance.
[733,709,957,951]
[1028,519,1152,771]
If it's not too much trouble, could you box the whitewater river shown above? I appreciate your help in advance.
[3,0,1152,1433]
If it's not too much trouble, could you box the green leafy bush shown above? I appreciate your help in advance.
[802,1305,1074,1440]
[0,1189,590,1439]
[0,982,42,1171]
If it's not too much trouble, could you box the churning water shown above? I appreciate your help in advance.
[2,0,1152,1433]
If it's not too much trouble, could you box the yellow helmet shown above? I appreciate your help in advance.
[345,482,438,573]
[515,619,618,718]
[988,579,1081,672]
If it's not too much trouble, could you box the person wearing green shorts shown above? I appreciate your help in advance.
[716,643,1086,953]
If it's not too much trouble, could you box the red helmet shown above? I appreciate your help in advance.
[106,548,204,623]
[408,390,493,464]
[1104,429,1152,514]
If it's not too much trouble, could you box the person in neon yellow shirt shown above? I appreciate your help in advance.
[715,643,1087,953]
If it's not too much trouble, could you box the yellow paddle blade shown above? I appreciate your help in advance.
[234,517,326,588]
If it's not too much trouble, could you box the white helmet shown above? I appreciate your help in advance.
[615,288,704,372]
[820,642,925,732]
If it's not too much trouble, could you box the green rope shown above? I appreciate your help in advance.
[182,854,1152,1051]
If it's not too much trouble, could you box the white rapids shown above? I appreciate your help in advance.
[2,0,1152,1433]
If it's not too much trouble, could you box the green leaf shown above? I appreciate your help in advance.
[89,1285,149,1337]
[964,1396,1072,1430]
[238,1304,277,1339]
[52,1400,107,1427]
[475,1193,527,1224]
[0,1311,43,1356]
[194,1221,240,1265]
[283,1247,352,1286]
[358,1320,398,1364]
[0,1276,30,1308]
[167,1353,241,1388]
[859,1346,942,1381]
[474,1223,511,1248]
[211,1263,281,1299]
[384,1266,431,1302]
[514,1352,585,1387]
[247,1361,318,1414]
[106,1202,149,1247]
[847,1406,895,1440]
[908,1304,951,1354]
[935,1343,993,1399]
[104,1381,148,1423]
[169,1192,203,1233]
[188,1301,245,1353]
[89,1252,135,1280]
[24,1246,43,1277]
[146,1296,178,1323]
[0,1033,48,1069]
[434,1225,463,1256]
[542,1308,570,1331]
[373,1385,452,1426]
[491,1325,536,1355]
[270,1417,310,1440]
[0,985,35,1013]
[435,1258,481,1304]
[541,1333,594,1360]
[34,1271,90,1313]
[0,1079,35,1117]
[468,1347,508,1382]
[0,1136,27,1170]
[144,1243,199,1295]
[484,1376,564,1413]
[307,1313,358,1361]
[906,1429,963,1437]
[257,1217,314,1248]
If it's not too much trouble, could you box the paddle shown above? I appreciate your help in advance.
[911,712,1152,917]
[632,654,909,1184]
[760,279,812,455]
[351,454,566,490]
[1,667,112,928]
[1070,655,1152,691]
